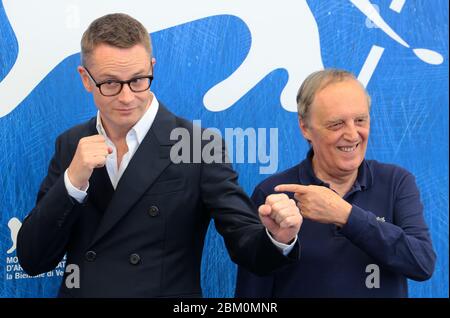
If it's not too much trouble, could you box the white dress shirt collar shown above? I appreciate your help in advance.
[94,94,160,189]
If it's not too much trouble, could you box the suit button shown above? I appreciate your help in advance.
[85,250,96,262]
[129,253,141,265]
[148,205,159,217]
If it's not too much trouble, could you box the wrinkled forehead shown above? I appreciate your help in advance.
[311,79,370,118]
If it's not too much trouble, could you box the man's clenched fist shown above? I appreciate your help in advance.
[67,135,113,189]
[258,193,303,244]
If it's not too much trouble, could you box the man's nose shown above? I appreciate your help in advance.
[117,83,134,104]
[344,122,359,141]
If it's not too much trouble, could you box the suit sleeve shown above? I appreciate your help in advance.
[340,171,436,281]
[17,134,82,276]
[200,143,299,276]
[234,186,276,297]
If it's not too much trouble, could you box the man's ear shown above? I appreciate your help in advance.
[151,57,156,67]
[77,66,93,92]
[298,116,312,143]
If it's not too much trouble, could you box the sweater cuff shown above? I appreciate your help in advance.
[339,204,373,242]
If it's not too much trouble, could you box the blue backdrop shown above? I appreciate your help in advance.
[0,0,448,297]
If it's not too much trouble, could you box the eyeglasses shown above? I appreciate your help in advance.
[83,66,154,97]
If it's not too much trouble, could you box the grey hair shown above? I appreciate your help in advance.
[296,69,371,125]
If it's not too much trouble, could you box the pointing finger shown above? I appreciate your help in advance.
[275,184,309,194]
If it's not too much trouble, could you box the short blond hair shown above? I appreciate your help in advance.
[81,13,152,66]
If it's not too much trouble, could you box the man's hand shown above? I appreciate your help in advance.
[67,135,113,189]
[275,184,352,227]
[258,193,302,244]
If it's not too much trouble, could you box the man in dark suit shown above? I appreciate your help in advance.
[17,13,302,298]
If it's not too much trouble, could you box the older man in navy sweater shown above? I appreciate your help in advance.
[235,69,436,298]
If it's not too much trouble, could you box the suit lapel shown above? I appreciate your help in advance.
[87,166,114,213]
[89,104,177,247]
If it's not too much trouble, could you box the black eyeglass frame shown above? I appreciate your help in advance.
[83,66,154,97]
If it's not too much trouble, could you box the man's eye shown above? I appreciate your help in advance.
[131,78,145,83]
[329,122,343,129]
[104,80,119,86]
[356,118,367,124]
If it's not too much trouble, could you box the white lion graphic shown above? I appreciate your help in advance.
[0,0,443,118]
[7,217,22,254]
